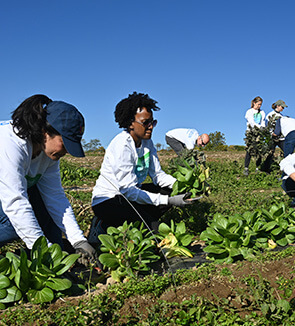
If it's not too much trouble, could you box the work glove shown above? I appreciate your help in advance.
[73,240,102,270]
[168,193,193,207]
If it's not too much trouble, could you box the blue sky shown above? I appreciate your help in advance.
[1,1,294,148]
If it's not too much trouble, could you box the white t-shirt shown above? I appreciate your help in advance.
[165,128,199,149]
[245,108,266,130]
[0,122,85,248]
[92,131,176,207]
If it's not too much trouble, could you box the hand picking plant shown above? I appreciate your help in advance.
[0,236,82,309]
[156,220,194,258]
[98,221,160,282]
[200,203,295,263]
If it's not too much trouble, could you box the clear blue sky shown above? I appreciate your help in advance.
[1,1,294,148]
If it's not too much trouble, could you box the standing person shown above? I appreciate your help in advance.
[0,94,98,267]
[243,96,266,176]
[261,100,287,173]
[89,92,192,243]
[274,115,295,157]
[165,128,210,156]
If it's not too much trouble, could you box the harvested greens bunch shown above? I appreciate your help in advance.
[168,148,210,198]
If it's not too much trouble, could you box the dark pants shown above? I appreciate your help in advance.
[92,183,172,231]
[244,151,261,169]
[283,177,295,198]
[165,135,186,156]
[261,140,284,173]
[0,185,63,248]
[284,131,295,157]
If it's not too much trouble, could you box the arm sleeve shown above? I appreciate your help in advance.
[280,154,295,176]
[107,142,172,206]
[36,162,86,246]
[0,140,45,249]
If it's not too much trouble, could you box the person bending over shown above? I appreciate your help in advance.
[165,128,210,156]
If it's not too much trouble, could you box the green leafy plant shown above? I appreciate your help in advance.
[156,220,194,258]
[98,221,160,282]
[200,203,295,263]
[0,236,82,309]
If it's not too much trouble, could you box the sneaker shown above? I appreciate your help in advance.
[88,216,106,244]
[243,168,249,176]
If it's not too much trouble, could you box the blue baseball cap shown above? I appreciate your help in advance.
[46,101,85,157]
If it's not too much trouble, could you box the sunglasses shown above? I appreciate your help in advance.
[134,119,157,128]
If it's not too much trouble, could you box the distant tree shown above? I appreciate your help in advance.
[205,131,227,151]
[82,138,102,152]
[155,143,162,151]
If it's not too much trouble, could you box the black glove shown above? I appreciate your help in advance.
[73,240,102,270]
[168,193,193,207]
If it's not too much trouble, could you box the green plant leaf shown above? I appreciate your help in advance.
[27,287,54,304]
[0,286,22,303]
[46,278,72,291]
[0,289,7,300]
[0,275,10,289]
[203,245,227,255]
[99,253,119,269]
[98,234,117,251]
[158,223,171,235]
[54,254,80,276]
[0,257,10,275]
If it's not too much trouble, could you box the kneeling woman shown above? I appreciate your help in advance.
[0,94,97,265]
[90,92,191,237]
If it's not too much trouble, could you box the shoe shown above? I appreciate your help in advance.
[243,168,249,176]
[88,216,106,244]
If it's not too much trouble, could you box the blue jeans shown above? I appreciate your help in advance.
[0,185,63,249]
[284,131,295,157]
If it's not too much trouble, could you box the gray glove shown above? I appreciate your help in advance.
[168,193,193,207]
[73,240,101,269]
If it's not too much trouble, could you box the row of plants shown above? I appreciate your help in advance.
[200,202,295,263]
[2,246,295,325]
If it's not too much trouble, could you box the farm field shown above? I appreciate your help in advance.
[1,150,295,325]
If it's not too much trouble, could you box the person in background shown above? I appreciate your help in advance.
[0,94,99,267]
[261,100,287,173]
[280,153,295,207]
[243,96,266,176]
[89,92,192,243]
[274,115,295,158]
[165,128,210,156]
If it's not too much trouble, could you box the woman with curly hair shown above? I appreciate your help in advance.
[0,94,99,267]
[89,92,192,241]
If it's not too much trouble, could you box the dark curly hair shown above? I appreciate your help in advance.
[114,92,160,129]
[11,94,59,145]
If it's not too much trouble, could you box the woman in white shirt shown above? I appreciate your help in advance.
[90,92,192,240]
[0,94,98,267]
[280,154,295,207]
[243,96,266,176]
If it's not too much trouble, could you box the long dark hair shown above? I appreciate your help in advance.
[11,94,57,145]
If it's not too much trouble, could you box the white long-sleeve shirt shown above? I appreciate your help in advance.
[0,122,86,249]
[274,116,295,138]
[165,128,199,150]
[245,108,266,130]
[280,153,295,180]
[92,131,176,207]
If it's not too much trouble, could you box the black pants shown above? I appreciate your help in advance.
[244,151,261,169]
[165,135,186,156]
[283,178,295,198]
[261,140,284,173]
[92,183,172,231]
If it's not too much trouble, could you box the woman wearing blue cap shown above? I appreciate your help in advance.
[0,94,99,267]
